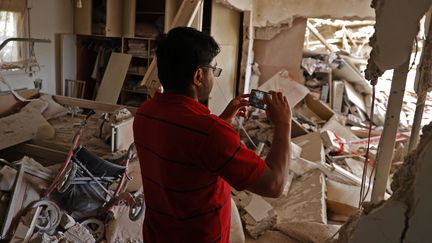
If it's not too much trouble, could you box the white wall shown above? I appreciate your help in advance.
[0,0,73,94]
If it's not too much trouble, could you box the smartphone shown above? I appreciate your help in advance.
[249,89,268,110]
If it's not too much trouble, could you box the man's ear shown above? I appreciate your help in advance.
[193,68,204,86]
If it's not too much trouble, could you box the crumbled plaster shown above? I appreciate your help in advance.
[337,122,432,242]
[252,0,375,28]
[216,0,252,11]
[365,0,432,81]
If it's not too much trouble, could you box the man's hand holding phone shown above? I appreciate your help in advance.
[263,91,291,126]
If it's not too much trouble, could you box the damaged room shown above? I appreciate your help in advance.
[1,0,432,242]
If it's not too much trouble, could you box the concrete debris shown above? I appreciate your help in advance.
[0,107,54,150]
[275,222,340,243]
[20,99,49,114]
[105,205,144,243]
[269,169,327,224]
[245,230,299,243]
[241,194,277,239]
[81,218,105,242]
[337,122,432,242]
[326,179,365,221]
[63,223,96,243]
[257,70,309,107]
[292,132,325,164]
[60,213,76,230]
[39,94,68,120]
[232,189,253,209]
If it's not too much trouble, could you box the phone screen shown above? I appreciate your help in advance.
[249,89,267,110]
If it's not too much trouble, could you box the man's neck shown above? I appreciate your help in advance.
[164,87,198,100]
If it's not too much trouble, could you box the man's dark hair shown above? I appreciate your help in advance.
[156,27,220,90]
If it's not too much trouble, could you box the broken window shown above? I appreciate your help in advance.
[0,11,22,63]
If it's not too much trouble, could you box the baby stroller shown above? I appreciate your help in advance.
[43,110,144,221]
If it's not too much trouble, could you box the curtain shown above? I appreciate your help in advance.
[0,11,23,62]
[0,0,27,63]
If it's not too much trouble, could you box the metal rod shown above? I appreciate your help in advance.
[0,38,51,52]
[74,160,115,199]
[371,57,410,203]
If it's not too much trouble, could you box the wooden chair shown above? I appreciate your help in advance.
[65,79,86,99]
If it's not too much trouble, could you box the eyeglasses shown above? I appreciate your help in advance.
[200,64,222,77]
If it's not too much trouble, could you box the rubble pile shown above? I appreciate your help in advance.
[234,20,425,241]
[0,94,144,242]
[0,156,144,242]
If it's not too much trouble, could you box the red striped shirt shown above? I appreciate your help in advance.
[133,93,266,243]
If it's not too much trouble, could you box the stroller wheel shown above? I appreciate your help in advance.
[57,162,78,193]
[30,199,61,232]
[129,193,145,221]
[81,218,105,242]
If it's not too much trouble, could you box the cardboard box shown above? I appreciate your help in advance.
[292,93,335,137]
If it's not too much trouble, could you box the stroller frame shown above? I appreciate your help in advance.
[43,110,144,220]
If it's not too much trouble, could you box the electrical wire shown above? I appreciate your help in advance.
[359,84,377,206]
[359,37,420,205]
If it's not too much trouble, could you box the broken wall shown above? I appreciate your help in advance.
[253,0,374,28]
[253,18,306,84]
[337,122,432,242]
[216,0,252,11]
[365,0,432,80]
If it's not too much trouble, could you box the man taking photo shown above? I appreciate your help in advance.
[133,27,291,243]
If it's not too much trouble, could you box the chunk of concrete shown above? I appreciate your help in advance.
[269,169,327,224]
[349,201,407,243]
[242,194,277,239]
[338,123,432,243]
[292,132,325,164]
[63,223,96,243]
[105,205,143,243]
[60,212,76,230]
[39,94,68,120]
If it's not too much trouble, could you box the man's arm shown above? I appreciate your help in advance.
[248,91,291,198]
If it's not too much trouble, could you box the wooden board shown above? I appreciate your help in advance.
[52,95,137,115]
[0,109,51,150]
[343,80,367,113]
[0,89,39,117]
[332,80,345,113]
[140,0,204,93]
[95,52,132,104]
